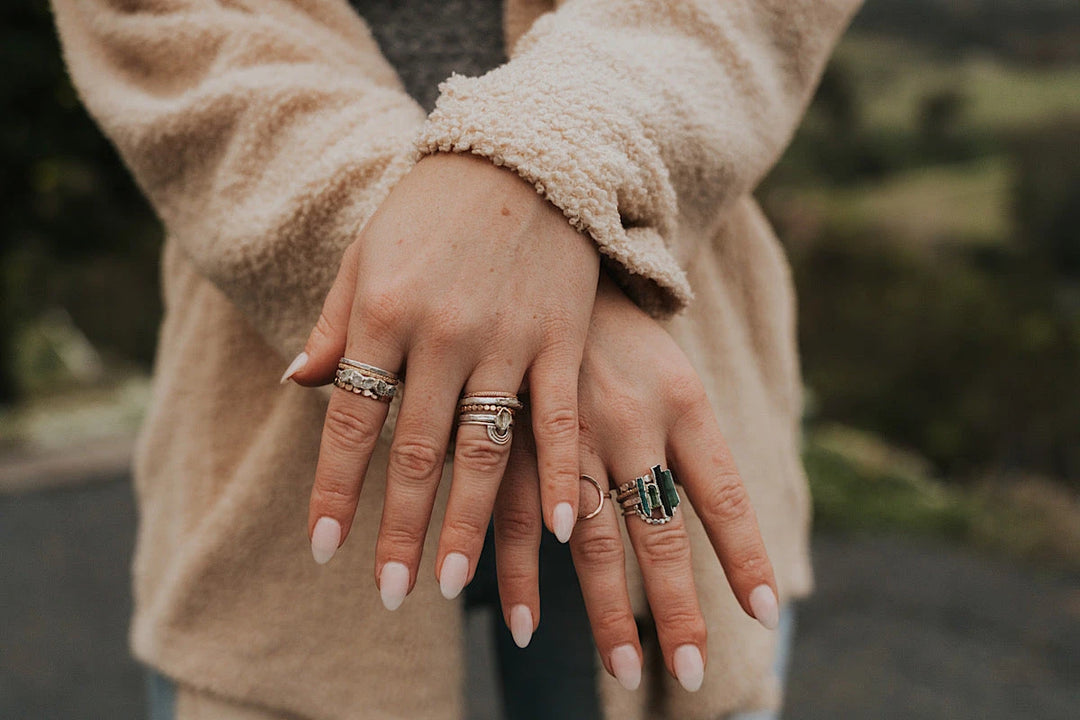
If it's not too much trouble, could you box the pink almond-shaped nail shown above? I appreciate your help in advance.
[280,352,309,384]
[439,552,469,600]
[749,584,780,630]
[673,644,704,692]
[509,605,533,649]
[379,562,410,611]
[610,644,641,691]
[310,516,341,565]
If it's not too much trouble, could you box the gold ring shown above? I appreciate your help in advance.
[578,474,606,520]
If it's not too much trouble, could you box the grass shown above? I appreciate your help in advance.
[836,34,1080,134]
[805,424,1080,574]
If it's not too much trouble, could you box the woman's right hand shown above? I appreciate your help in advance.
[285,152,601,608]
[492,273,779,692]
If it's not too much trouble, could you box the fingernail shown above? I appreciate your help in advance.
[610,644,641,691]
[749,584,780,630]
[439,552,469,599]
[673,645,704,692]
[552,502,575,543]
[509,605,533,648]
[280,352,309,384]
[310,516,341,565]
[379,562,410,611]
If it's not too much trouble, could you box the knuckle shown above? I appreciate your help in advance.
[536,407,578,442]
[358,287,408,338]
[700,474,752,523]
[310,483,357,517]
[665,370,708,414]
[443,513,490,543]
[657,607,707,643]
[730,552,768,579]
[589,608,635,642]
[574,532,624,568]
[323,404,379,451]
[379,524,427,551]
[456,437,508,474]
[389,438,443,482]
[495,504,540,546]
[637,525,692,566]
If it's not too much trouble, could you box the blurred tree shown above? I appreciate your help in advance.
[1010,118,1080,278]
[1,0,162,403]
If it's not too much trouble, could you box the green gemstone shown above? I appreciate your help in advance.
[636,476,651,516]
[661,469,680,513]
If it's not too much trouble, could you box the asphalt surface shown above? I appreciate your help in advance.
[2,477,1078,719]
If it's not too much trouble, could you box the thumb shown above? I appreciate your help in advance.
[281,243,359,387]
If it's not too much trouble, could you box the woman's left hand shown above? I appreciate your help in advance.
[491,273,779,693]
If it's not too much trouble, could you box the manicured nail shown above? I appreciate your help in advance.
[749,584,780,630]
[610,644,641,691]
[673,645,704,692]
[509,605,533,648]
[439,552,469,599]
[310,516,341,565]
[379,562,410,611]
[552,502,575,543]
[280,352,308,384]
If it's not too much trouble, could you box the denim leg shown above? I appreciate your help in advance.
[146,667,177,720]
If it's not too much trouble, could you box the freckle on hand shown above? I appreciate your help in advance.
[501,206,511,216]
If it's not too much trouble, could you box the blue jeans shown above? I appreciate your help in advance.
[148,531,796,720]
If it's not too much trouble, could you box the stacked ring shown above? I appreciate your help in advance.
[616,465,681,525]
[457,392,524,445]
[333,358,400,402]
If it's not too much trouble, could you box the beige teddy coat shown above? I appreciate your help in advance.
[49,0,860,717]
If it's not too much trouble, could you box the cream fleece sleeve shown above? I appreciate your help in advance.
[416,0,862,317]
[49,0,426,357]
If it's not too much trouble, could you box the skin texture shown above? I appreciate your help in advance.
[289,152,600,599]
[290,155,778,691]
[494,273,778,690]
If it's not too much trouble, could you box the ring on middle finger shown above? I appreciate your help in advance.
[616,465,681,525]
[457,392,524,446]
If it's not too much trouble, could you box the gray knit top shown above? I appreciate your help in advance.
[351,0,507,112]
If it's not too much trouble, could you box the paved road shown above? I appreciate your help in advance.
[2,477,1078,719]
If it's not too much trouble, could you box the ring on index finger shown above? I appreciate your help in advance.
[333,358,400,402]
[457,392,525,445]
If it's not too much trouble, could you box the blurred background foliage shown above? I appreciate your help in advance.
[1,1,1078,568]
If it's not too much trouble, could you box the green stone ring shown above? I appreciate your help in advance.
[616,465,680,525]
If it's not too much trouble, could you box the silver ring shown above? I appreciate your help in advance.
[457,393,525,413]
[458,410,514,445]
[578,475,606,520]
[616,465,680,525]
[333,358,400,402]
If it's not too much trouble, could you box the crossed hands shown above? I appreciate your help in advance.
[283,153,778,693]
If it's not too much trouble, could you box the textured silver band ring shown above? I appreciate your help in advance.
[333,359,400,402]
[578,475,606,520]
[616,465,681,525]
[457,393,525,413]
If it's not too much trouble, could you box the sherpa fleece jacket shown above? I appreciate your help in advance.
[49,0,860,718]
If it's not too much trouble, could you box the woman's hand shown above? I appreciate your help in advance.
[285,152,600,609]
[492,274,779,692]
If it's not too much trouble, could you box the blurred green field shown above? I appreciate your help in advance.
[837,34,1080,134]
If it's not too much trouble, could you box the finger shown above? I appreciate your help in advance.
[528,345,582,544]
[284,241,361,386]
[307,331,402,566]
[669,407,779,630]
[568,461,642,691]
[437,361,527,601]
[492,424,542,649]
[616,458,708,693]
[375,351,466,611]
